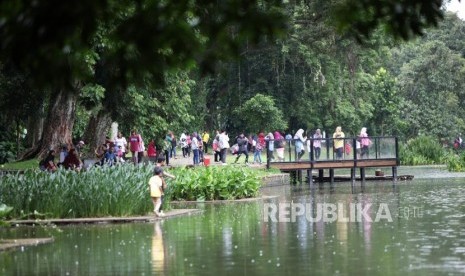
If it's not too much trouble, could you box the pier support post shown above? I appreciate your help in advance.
[318,169,324,182]
[392,166,398,184]
[290,171,297,184]
[350,168,356,185]
[360,168,366,182]
[298,170,302,183]
[307,169,313,186]
[329,169,334,184]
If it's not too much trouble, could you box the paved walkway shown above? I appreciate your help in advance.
[167,152,266,168]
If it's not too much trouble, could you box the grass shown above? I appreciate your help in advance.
[1,159,40,170]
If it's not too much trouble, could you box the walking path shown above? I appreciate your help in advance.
[167,152,266,168]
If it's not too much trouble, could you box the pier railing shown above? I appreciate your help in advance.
[266,136,399,168]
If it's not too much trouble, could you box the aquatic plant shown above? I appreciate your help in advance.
[0,165,262,218]
[0,165,154,218]
[166,166,260,201]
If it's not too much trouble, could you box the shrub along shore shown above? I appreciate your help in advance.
[0,164,261,220]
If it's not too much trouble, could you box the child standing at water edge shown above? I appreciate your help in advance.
[156,156,176,215]
[149,166,165,217]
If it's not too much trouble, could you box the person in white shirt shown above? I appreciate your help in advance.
[218,130,230,164]
[114,132,128,160]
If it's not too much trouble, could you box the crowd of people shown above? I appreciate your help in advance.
[39,131,130,172]
[39,141,86,172]
[39,126,374,172]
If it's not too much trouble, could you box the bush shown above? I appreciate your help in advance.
[166,166,260,201]
[0,141,16,164]
[400,136,446,165]
[445,151,465,172]
[0,203,13,226]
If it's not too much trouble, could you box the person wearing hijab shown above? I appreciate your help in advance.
[293,129,307,161]
[333,126,345,160]
[313,129,323,160]
[359,127,372,158]
[265,132,275,161]
[274,131,286,162]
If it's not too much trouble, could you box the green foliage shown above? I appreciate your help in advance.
[0,165,154,218]
[1,159,39,170]
[234,94,287,133]
[444,150,465,172]
[360,67,406,136]
[400,136,446,165]
[122,72,195,140]
[0,165,262,218]
[0,0,287,89]
[2,1,465,159]
[0,203,13,226]
[166,166,261,201]
[333,0,444,41]
[0,141,16,164]
[394,39,465,138]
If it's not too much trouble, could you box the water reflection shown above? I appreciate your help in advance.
[151,221,166,274]
[2,177,465,275]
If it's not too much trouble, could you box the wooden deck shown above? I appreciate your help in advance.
[265,136,400,183]
[269,159,398,171]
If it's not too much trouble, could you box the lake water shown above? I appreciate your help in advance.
[1,166,465,275]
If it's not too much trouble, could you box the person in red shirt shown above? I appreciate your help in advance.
[129,130,142,164]
[63,148,82,172]
[147,139,157,162]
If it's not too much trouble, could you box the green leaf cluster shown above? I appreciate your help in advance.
[166,166,261,201]
[233,94,287,133]
[400,136,446,165]
[445,151,465,172]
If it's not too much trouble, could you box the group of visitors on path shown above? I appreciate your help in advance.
[39,125,374,172]
[39,140,86,172]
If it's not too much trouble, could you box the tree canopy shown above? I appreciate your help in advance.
[0,0,463,161]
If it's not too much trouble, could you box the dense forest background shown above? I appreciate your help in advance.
[0,1,464,162]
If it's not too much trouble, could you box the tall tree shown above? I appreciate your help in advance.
[0,0,288,158]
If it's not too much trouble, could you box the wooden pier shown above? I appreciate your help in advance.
[266,136,401,184]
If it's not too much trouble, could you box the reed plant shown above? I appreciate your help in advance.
[0,165,153,218]
[0,164,262,219]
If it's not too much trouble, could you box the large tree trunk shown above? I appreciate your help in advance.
[25,105,45,148]
[83,110,112,155]
[39,89,78,157]
[22,88,78,159]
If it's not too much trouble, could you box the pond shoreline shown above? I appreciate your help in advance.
[170,195,278,204]
[0,238,54,252]
[6,208,202,227]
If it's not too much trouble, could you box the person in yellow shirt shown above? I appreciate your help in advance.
[149,166,164,217]
[333,126,345,160]
[202,131,210,154]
